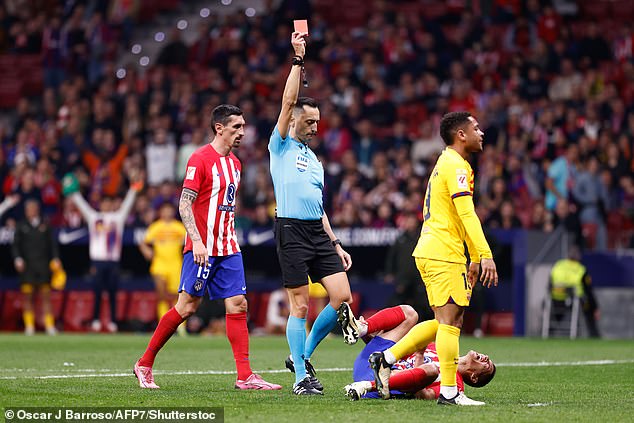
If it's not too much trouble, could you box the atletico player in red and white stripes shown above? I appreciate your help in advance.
[134,104,281,391]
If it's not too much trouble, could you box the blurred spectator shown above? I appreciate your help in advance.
[265,289,289,334]
[573,157,609,250]
[12,200,61,335]
[146,129,176,186]
[545,144,579,211]
[66,177,141,333]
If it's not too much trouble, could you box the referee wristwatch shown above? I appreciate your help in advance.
[331,239,342,248]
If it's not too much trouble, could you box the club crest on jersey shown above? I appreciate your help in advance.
[226,183,236,203]
[186,166,196,180]
[194,279,204,291]
[296,154,308,172]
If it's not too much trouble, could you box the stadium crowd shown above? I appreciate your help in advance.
[0,0,633,251]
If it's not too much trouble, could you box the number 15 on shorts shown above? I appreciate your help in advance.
[197,265,210,280]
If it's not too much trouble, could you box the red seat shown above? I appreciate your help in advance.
[0,291,23,331]
[254,292,271,329]
[126,291,158,324]
[62,291,95,332]
[98,291,129,325]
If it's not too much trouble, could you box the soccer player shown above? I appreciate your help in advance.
[134,104,281,391]
[138,201,187,335]
[270,31,358,395]
[342,304,495,401]
[12,199,62,335]
[369,112,498,406]
[65,178,141,333]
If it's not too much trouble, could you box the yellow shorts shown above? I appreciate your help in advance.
[308,279,328,298]
[150,264,182,295]
[415,258,471,307]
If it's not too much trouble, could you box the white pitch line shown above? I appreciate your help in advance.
[1,359,633,380]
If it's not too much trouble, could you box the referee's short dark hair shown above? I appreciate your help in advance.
[211,104,243,134]
[439,111,472,145]
[294,97,318,112]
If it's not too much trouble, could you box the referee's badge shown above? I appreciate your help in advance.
[296,154,308,172]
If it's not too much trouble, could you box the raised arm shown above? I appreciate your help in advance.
[322,213,352,271]
[179,188,208,268]
[276,31,307,139]
[0,194,19,218]
[70,192,97,223]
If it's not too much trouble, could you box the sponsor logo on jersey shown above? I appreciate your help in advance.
[186,166,196,180]
[218,205,236,212]
[226,183,236,203]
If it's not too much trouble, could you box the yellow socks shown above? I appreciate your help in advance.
[437,324,461,389]
[386,319,439,363]
[44,313,55,330]
[23,310,35,330]
[157,301,169,320]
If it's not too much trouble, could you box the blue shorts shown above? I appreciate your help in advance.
[179,252,246,300]
[352,336,406,399]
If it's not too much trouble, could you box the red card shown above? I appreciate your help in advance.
[293,19,309,35]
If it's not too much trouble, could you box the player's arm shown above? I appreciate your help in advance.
[0,194,19,218]
[11,221,25,273]
[322,213,352,271]
[69,191,97,223]
[465,234,481,285]
[276,31,307,139]
[454,195,497,287]
[139,226,154,261]
[179,187,208,268]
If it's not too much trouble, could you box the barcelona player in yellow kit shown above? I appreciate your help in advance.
[139,202,187,328]
[369,112,498,406]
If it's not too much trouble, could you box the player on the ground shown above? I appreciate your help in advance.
[269,31,358,395]
[133,104,281,390]
[138,201,187,335]
[341,304,495,401]
[369,112,498,405]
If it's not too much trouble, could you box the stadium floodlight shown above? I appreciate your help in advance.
[221,0,232,5]
[154,32,165,42]
[139,56,150,67]
[131,44,142,54]
[177,19,188,30]
[200,8,210,18]
[116,68,127,79]
[245,8,256,17]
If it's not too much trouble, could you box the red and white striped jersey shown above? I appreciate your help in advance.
[182,144,241,257]
[394,342,464,398]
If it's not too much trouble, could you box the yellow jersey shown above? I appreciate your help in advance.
[145,219,187,267]
[413,147,492,264]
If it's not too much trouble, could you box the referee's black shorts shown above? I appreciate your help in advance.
[274,217,345,288]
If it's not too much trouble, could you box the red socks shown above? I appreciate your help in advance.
[226,312,252,381]
[138,307,185,367]
[370,368,433,392]
[365,306,406,334]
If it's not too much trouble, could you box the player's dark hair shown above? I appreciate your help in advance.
[439,111,472,145]
[464,363,496,388]
[211,104,243,134]
[294,97,318,112]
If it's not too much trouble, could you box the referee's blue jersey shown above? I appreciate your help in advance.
[269,126,324,220]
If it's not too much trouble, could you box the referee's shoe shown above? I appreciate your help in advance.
[293,376,323,395]
[285,355,323,391]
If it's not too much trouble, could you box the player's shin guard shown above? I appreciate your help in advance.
[286,316,307,384]
[386,319,439,363]
[436,324,460,396]
[138,307,185,368]
[226,312,252,381]
[304,304,338,359]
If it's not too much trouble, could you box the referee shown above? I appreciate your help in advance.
[269,31,358,395]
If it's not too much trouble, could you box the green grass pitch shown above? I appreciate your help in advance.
[1,334,633,422]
